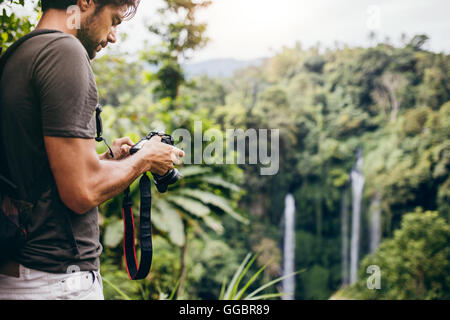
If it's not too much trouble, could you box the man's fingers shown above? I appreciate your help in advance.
[171,154,182,165]
[121,145,131,155]
[115,137,134,146]
[172,146,185,158]
[171,146,184,165]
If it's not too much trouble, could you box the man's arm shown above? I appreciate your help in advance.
[45,135,184,214]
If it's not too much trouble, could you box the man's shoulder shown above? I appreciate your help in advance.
[31,31,89,62]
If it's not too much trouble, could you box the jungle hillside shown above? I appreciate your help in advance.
[1,0,449,300]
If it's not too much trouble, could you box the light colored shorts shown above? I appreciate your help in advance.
[0,264,104,300]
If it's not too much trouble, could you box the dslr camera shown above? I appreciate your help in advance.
[130,131,182,193]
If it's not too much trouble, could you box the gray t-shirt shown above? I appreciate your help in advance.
[0,30,102,273]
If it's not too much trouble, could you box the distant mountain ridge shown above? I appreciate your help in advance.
[183,57,266,78]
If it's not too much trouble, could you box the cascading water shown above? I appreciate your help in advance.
[350,148,365,284]
[369,192,382,253]
[281,193,296,300]
[341,187,350,286]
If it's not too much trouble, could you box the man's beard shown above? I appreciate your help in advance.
[77,17,99,60]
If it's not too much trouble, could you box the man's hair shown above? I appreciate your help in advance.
[41,0,141,20]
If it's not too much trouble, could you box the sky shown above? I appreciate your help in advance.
[116,0,450,63]
[13,0,450,62]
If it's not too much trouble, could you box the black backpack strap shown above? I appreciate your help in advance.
[0,29,62,198]
[0,29,61,78]
[122,173,153,280]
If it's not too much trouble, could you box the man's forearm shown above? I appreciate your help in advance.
[87,153,151,209]
[45,136,179,214]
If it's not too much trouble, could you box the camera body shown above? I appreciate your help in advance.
[130,131,182,193]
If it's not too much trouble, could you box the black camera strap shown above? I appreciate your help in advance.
[122,173,153,280]
[95,106,153,280]
[95,104,114,159]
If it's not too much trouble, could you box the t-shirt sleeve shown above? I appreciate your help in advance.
[32,35,98,138]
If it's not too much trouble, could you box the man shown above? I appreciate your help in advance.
[0,0,184,299]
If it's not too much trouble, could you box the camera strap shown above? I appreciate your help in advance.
[94,104,153,280]
[122,173,153,280]
[95,104,114,159]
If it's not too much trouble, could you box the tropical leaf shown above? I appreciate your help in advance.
[167,195,211,217]
[179,166,212,177]
[220,252,305,301]
[202,215,224,234]
[103,218,124,248]
[244,270,304,300]
[200,175,242,192]
[102,277,132,300]
[246,293,288,300]
[222,253,252,300]
[178,189,249,224]
[154,199,185,246]
[151,205,170,233]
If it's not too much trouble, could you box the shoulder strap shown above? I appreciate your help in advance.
[0,29,61,198]
[0,29,61,76]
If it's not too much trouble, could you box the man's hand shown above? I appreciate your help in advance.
[99,137,134,160]
[140,136,185,176]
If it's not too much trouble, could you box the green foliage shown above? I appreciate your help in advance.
[338,209,450,299]
[144,0,211,100]
[92,54,146,107]
[0,0,40,51]
[3,0,449,300]
[187,35,449,299]
[219,253,303,300]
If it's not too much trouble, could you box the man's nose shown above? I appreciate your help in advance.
[107,27,117,44]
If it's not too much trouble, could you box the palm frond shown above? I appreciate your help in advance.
[178,189,249,224]
[166,195,211,217]
[154,199,185,246]
[200,175,242,192]
[103,218,124,248]
[179,166,212,177]
[202,215,224,234]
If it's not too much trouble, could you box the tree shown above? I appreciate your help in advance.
[407,34,430,51]
[0,0,40,51]
[337,209,450,300]
[144,0,212,101]
[92,54,146,107]
[380,71,408,122]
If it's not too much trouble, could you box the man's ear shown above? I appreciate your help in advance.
[78,0,94,12]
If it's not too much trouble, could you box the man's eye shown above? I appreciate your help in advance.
[113,17,122,26]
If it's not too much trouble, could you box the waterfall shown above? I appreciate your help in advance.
[341,187,350,286]
[369,192,382,253]
[281,193,296,300]
[350,148,365,284]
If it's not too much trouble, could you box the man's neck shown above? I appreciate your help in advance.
[35,10,78,38]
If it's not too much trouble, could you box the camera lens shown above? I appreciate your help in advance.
[153,169,182,193]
